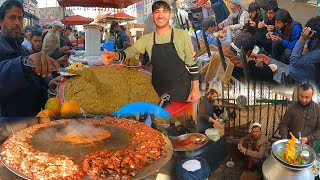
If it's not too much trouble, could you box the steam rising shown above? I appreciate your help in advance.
[57,120,105,139]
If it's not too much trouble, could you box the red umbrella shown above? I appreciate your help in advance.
[97,12,136,23]
[40,18,55,26]
[61,15,94,26]
[57,0,141,8]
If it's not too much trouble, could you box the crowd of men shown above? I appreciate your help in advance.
[193,0,319,86]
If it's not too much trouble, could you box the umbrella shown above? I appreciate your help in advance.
[97,12,136,23]
[112,102,171,118]
[57,0,141,8]
[40,18,55,26]
[61,15,94,26]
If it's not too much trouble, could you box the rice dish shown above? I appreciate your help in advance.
[64,66,159,115]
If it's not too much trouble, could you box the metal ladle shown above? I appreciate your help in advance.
[298,132,310,162]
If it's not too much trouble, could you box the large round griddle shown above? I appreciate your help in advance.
[1,119,173,179]
[30,124,132,158]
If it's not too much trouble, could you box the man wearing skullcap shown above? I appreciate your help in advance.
[218,0,249,37]
[238,122,268,170]
[42,21,69,60]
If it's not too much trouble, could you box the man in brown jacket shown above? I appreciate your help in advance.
[280,83,320,148]
[222,30,255,77]
[238,123,268,170]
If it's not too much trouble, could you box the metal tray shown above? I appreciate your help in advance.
[0,120,173,179]
[171,133,208,152]
[272,139,315,169]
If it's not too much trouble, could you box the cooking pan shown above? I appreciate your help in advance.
[170,133,208,158]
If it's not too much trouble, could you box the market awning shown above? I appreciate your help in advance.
[40,18,55,26]
[57,0,141,8]
[61,15,94,26]
[97,12,136,23]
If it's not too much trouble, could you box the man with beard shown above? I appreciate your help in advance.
[42,21,69,60]
[110,21,129,52]
[198,89,222,133]
[0,0,61,117]
[103,1,200,102]
[218,0,249,37]
[255,1,278,54]
[238,123,268,171]
[280,83,320,148]
[267,9,302,64]
[30,30,68,67]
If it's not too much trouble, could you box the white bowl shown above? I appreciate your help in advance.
[269,64,277,73]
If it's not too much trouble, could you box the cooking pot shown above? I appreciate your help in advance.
[262,139,316,180]
[170,133,208,158]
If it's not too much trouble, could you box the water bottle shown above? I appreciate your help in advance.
[318,0,320,12]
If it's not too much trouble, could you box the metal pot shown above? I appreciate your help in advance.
[170,133,208,158]
[263,139,316,180]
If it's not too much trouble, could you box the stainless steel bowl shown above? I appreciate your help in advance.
[170,133,208,158]
[272,139,316,169]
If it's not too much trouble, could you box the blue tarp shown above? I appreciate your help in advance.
[112,102,171,118]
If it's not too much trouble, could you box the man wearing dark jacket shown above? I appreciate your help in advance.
[198,89,221,133]
[268,9,302,64]
[280,83,320,148]
[0,0,60,117]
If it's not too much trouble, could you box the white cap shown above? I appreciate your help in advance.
[249,123,261,133]
[51,21,64,28]
[230,0,241,6]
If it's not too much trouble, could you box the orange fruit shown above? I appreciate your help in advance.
[45,98,62,116]
[60,100,81,117]
[36,109,56,118]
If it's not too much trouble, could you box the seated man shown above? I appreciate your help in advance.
[255,2,278,54]
[280,83,320,148]
[222,31,256,77]
[238,123,268,171]
[247,2,266,29]
[289,16,320,84]
[197,18,232,47]
[198,89,222,133]
[267,9,302,64]
[218,0,249,37]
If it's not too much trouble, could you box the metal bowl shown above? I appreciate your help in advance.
[170,133,208,158]
[272,139,316,169]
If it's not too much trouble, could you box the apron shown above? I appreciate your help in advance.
[151,30,191,102]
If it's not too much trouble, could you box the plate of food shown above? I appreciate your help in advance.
[59,71,76,76]
[122,57,141,68]
[268,64,277,73]
[59,62,89,76]
[213,31,225,37]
